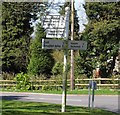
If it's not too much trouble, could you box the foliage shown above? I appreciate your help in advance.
[75,56,93,78]
[77,2,120,77]
[2,72,15,80]
[52,62,63,75]
[2,2,42,74]
[28,23,55,76]
[14,72,31,90]
[52,50,64,63]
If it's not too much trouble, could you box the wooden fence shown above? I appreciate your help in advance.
[0,78,119,89]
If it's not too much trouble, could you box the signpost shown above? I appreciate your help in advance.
[42,7,70,112]
[88,80,97,109]
[42,7,87,113]
[42,38,87,112]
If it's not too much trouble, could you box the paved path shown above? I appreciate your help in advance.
[1,92,119,113]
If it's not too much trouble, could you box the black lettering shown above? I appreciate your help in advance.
[55,45,61,48]
[45,45,54,47]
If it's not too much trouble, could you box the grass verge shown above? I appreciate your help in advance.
[2,88,119,95]
[1,100,118,115]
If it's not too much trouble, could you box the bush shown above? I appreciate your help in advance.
[28,50,54,75]
[14,72,31,90]
[75,56,93,78]
[2,72,15,80]
[52,62,63,75]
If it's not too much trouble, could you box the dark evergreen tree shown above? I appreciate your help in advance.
[28,23,54,76]
[2,2,42,74]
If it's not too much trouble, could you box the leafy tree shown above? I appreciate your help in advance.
[76,2,120,77]
[28,23,54,76]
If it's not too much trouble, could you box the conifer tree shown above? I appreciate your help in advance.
[2,2,42,73]
[28,23,54,76]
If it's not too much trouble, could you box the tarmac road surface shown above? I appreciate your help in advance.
[1,92,119,113]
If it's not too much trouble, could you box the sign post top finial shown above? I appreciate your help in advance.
[65,7,70,12]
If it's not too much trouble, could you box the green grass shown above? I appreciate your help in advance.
[1,100,118,115]
[2,88,119,95]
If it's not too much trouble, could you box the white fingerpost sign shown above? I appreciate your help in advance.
[42,15,66,38]
[68,40,87,50]
[42,39,64,49]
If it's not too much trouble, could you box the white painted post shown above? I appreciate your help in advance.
[61,7,70,112]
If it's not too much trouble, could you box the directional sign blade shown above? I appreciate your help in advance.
[42,39,64,49]
[46,28,65,38]
[68,40,87,50]
[42,15,66,38]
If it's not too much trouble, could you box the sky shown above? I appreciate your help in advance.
[74,0,88,32]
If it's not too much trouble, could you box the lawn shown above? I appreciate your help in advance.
[2,88,119,95]
[1,100,118,115]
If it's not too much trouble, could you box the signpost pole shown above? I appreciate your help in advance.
[88,80,91,108]
[92,81,95,108]
[92,87,95,108]
[61,7,70,112]
[70,0,75,91]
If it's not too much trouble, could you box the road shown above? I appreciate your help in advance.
[1,92,119,113]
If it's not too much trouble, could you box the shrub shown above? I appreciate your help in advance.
[2,72,15,80]
[14,72,31,90]
[52,62,63,75]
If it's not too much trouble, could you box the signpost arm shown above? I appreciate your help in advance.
[61,7,70,112]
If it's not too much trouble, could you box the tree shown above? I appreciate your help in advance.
[76,2,120,77]
[2,2,43,74]
[28,23,54,76]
